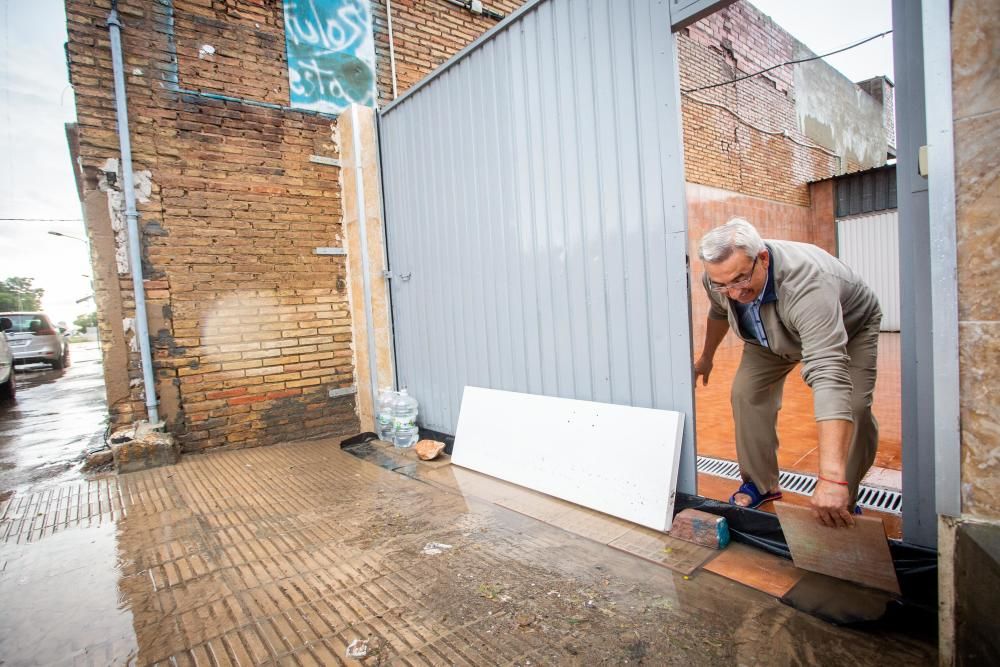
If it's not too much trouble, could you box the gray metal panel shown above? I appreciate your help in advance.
[379,0,697,492]
[837,212,901,331]
[893,0,936,547]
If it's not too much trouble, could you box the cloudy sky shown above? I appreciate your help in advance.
[1,0,85,326]
[751,0,894,80]
[0,0,893,327]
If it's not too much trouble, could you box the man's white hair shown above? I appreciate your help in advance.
[698,218,765,263]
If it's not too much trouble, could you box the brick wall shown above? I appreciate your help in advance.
[371,0,524,106]
[66,0,358,451]
[678,1,858,207]
[686,181,836,353]
[66,0,876,450]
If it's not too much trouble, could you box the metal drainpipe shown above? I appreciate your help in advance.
[107,7,160,424]
[386,0,399,99]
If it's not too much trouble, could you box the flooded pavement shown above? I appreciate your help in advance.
[0,342,107,497]
[0,439,936,666]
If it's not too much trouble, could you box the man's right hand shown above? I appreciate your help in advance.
[693,355,714,386]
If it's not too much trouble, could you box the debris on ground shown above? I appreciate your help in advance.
[421,542,453,555]
[414,439,446,460]
[345,636,391,664]
[515,611,536,627]
[110,421,180,473]
[83,447,114,470]
[346,638,369,659]
[478,582,505,600]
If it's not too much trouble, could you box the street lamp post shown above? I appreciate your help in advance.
[47,231,88,243]
[48,230,99,342]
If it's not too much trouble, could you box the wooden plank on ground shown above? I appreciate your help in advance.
[452,387,684,531]
[774,501,901,594]
[703,543,807,598]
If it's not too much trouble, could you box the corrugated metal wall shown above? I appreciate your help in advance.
[378,0,695,487]
[835,165,897,217]
[837,211,901,330]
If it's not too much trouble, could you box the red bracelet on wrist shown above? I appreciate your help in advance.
[819,475,849,486]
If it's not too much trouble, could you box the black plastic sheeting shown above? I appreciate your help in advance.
[339,433,937,632]
[674,493,938,631]
[342,429,456,454]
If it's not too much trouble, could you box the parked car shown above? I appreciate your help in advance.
[0,317,15,400]
[0,312,70,370]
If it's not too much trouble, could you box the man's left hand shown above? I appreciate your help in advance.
[811,479,854,528]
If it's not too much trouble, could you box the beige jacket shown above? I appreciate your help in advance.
[704,240,882,422]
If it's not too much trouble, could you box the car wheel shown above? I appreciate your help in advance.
[62,346,71,368]
[51,354,64,371]
[0,368,14,402]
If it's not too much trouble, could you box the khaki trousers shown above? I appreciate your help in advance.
[730,318,881,503]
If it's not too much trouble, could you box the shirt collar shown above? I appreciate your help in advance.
[759,243,777,304]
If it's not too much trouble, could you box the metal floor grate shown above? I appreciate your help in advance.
[696,456,903,515]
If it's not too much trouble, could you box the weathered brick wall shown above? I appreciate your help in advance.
[66,0,358,451]
[370,0,524,106]
[66,0,881,451]
[678,1,857,207]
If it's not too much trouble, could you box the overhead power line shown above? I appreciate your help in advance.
[0,217,84,222]
[682,29,893,94]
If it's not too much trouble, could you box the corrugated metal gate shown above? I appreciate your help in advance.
[378,0,697,490]
[837,211,901,331]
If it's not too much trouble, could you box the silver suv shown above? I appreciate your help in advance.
[0,312,70,370]
[0,316,14,400]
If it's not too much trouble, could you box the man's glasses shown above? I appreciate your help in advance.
[709,255,759,293]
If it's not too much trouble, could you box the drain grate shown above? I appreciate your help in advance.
[696,456,903,515]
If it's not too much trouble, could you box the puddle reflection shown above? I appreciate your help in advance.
[0,521,138,664]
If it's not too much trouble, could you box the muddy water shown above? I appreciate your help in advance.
[0,521,138,664]
[0,440,937,665]
[0,342,107,496]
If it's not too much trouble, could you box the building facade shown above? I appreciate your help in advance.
[65,0,891,450]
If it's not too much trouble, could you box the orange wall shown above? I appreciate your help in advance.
[687,181,836,353]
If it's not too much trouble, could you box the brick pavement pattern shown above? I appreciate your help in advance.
[0,441,934,665]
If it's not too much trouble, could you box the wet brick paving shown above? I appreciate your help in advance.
[0,439,936,665]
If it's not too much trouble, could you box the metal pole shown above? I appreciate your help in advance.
[372,113,397,389]
[386,0,399,99]
[921,0,961,519]
[107,8,159,424]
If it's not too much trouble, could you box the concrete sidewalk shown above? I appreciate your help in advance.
[0,439,934,665]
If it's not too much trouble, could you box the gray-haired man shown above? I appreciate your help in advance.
[693,218,882,528]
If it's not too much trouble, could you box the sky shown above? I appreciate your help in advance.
[1,0,86,327]
[0,0,894,327]
[750,0,895,82]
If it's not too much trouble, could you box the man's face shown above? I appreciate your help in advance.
[704,250,769,304]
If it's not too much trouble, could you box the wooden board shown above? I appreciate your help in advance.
[703,543,807,598]
[452,387,685,531]
[774,502,901,595]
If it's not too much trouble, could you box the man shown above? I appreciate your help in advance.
[693,218,881,528]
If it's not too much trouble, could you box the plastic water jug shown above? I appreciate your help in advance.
[375,387,397,441]
[392,388,419,449]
